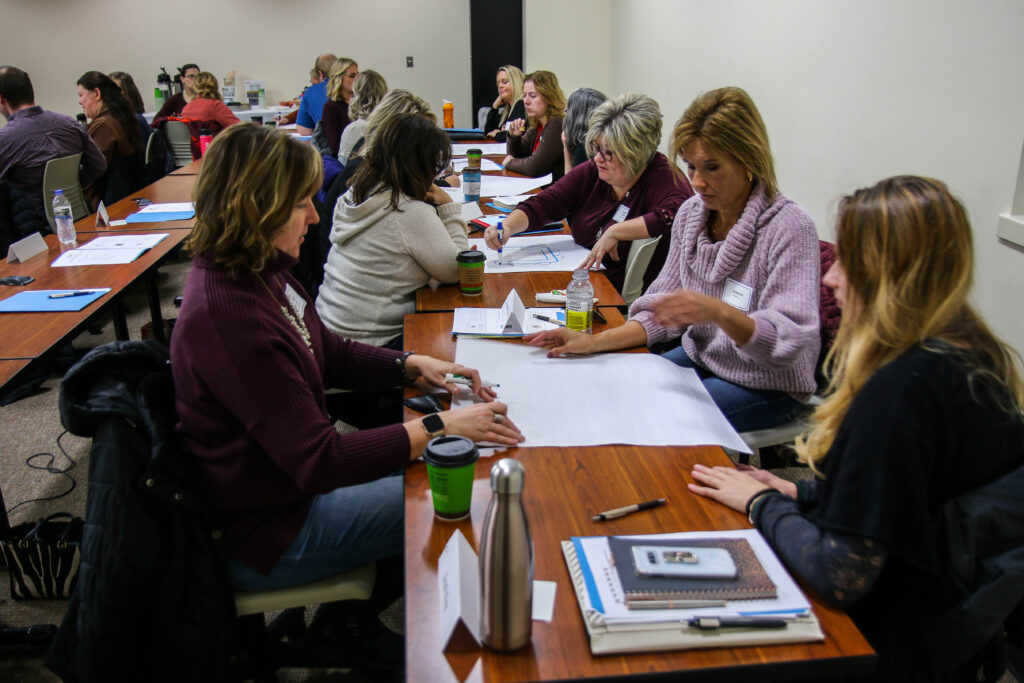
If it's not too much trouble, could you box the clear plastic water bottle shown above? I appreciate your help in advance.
[153,86,165,114]
[52,190,76,246]
[565,268,594,333]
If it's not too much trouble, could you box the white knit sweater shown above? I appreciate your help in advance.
[316,188,468,345]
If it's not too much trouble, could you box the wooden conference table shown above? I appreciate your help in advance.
[401,313,875,682]
[73,173,197,233]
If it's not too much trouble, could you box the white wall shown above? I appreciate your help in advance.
[571,0,1024,353]
[523,0,611,96]
[2,0,473,126]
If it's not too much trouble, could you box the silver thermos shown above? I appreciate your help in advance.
[480,458,533,651]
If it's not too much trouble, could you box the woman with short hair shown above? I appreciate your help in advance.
[524,87,820,432]
[501,69,566,180]
[483,65,525,141]
[337,69,387,165]
[561,87,607,173]
[320,57,358,157]
[487,92,692,294]
[316,113,469,348]
[180,72,240,133]
[172,125,522,598]
[689,175,1024,680]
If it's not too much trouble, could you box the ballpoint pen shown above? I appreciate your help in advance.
[48,290,99,299]
[532,313,565,327]
[592,497,667,521]
[687,616,788,630]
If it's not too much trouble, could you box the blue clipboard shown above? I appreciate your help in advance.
[0,289,110,312]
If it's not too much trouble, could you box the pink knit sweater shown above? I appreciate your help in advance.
[629,185,820,399]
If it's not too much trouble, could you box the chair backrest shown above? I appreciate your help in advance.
[477,105,490,131]
[164,120,194,167]
[143,128,173,184]
[621,235,662,306]
[42,153,89,232]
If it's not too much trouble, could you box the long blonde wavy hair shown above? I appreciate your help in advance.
[796,175,1024,472]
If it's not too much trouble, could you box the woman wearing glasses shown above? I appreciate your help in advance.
[524,87,820,433]
[486,92,691,293]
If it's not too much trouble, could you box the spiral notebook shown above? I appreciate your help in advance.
[607,536,777,602]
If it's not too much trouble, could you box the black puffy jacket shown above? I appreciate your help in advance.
[0,179,48,254]
[46,340,242,682]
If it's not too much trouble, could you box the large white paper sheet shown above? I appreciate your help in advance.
[480,174,552,197]
[468,235,590,273]
[452,142,506,155]
[452,338,750,452]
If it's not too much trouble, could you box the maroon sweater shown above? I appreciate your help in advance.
[320,99,351,158]
[171,251,411,573]
[517,153,693,292]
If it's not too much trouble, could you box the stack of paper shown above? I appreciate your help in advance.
[51,233,169,267]
[452,290,563,337]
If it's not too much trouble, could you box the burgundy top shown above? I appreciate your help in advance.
[171,251,411,573]
[320,99,351,158]
[151,92,186,129]
[506,115,564,181]
[516,153,692,292]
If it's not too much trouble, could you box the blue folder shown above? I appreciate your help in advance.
[0,289,110,312]
[125,211,195,223]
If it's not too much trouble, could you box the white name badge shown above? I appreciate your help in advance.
[284,283,307,319]
[612,204,630,223]
[722,278,753,312]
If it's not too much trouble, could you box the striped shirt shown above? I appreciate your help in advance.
[0,106,107,217]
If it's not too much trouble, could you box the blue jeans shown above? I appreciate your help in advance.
[661,345,804,432]
[228,473,404,591]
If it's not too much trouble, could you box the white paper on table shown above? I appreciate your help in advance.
[468,235,590,273]
[532,580,557,622]
[135,202,193,213]
[461,202,483,221]
[452,337,751,452]
[52,247,149,266]
[452,142,506,155]
[491,194,532,208]
[452,289,527,336]
[442,187,465,203]
[574,529,810,625]
[453,304,564,337]
[79,233,169,250]
[480,174,552,197]
[452,158,504,172]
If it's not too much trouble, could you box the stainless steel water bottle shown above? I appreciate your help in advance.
[479,458,533,651]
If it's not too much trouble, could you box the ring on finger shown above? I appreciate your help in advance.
[492,413,505,425]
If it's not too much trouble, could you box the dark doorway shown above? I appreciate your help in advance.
[469,0,523,129]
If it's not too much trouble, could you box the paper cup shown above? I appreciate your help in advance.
[457,250,486,296]
[423,436,479,521]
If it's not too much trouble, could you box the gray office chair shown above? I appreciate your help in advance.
[41,153,90,232]
[164,120,194,167]
[477,106,490,131]
[620,235,662,305]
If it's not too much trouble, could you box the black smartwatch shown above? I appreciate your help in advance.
[422,413,445,439]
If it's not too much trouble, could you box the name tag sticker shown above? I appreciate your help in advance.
[722,278,753,312]
[612,204,630,223]
[284,283,307,319]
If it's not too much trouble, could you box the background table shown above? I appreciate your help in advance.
[416,271,624,312]
[76,174,197,232]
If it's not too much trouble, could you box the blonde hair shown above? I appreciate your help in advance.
[192,72,221,101]
[360,89,435,157]
[796,176,1024,472]
[585,92,661,180]
[187,125,322,274]
[496,65,524,107]
[348,70,387,120]
[669,86,777,198]
[523,70,566,128]
[326,57,357,102]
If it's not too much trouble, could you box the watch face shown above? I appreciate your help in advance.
[423,413,444,435]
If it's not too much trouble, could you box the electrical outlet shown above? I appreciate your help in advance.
[406,56,414,68]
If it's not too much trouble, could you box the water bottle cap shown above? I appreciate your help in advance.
[490,458,524,494]
[572,268,589,280]
[54,189,64,195]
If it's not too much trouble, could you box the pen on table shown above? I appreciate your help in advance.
[627,599,726,611]
[532,313,565,327]
[496,219,504,262]
[48,290,99,299]
[444,372,499,389]
[687,616,788,630]
[592,497,667,522]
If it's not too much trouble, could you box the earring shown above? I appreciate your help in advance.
[746,171,753,183]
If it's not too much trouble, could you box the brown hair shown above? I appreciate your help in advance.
[192,72,222,101]
[187,125,322,273]
[523,70,566,128]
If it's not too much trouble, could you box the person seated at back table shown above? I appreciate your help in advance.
[316,113,468,350]
[319,57,358,158]
[0,65,106,220]
[171,124,523,659]
[501,70,566,181]
[109,71,152,148]
[483,65,525,142]
[180,72,240,138]
[561,87,607,174]
[337,70,387,165]
[524,87,820,432]
[296,53,337,135]
[76,71,142,208]
[486,92,692,295]
[151,62,199,129]
[689,175,1024,681]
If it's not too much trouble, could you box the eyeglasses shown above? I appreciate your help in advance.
[592,146,615,161]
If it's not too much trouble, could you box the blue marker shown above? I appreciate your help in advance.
[496,219,504,265]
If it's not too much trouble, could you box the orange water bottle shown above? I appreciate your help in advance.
[442,100,454,129]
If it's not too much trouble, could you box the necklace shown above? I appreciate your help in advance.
[259,275,313,356]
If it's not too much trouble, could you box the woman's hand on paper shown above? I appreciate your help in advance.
[441,402,524,446]
[580,231,620,270]
[405,356,497,401]
[483,225,510,250]
[688,464,775,513]
[523,328,599,357]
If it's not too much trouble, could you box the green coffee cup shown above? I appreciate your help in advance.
[423,436,479,521]
[457,250,486,295]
